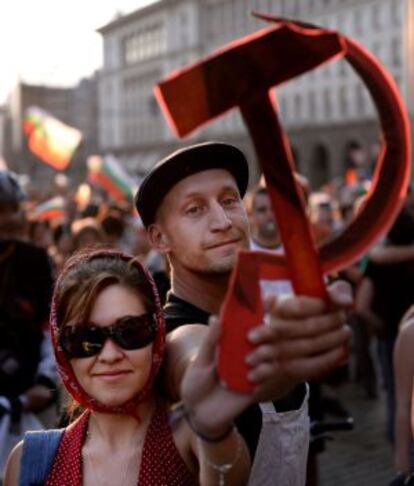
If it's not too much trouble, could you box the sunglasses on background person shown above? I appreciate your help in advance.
[59,313,157,359]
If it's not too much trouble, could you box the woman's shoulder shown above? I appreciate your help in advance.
[3,440,23,486]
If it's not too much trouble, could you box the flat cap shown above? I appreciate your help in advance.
[135,141,249,227]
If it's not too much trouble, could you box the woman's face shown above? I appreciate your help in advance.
[70,284,153,408]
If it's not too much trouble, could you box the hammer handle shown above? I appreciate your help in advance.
[240,91,329,301]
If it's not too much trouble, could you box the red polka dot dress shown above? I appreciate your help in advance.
[45,404,196,486]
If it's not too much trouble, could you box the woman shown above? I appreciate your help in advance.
[4,249,251,485]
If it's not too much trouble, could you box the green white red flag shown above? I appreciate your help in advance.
[28,196,66,221]
[23,106,82,171]
[87,155,136,202]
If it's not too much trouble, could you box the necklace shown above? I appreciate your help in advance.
[84,420,145,486]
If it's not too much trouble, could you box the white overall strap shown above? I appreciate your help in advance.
[248,385,310,486]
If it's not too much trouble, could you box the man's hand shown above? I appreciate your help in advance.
[246,280,352,402]
[166,281,352,411]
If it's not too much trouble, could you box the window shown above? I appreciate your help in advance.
[371,41,381,59]
[148,96,159,117]
[123,24,165,65]
[391,0,401,26]
[394,75,402,93]
[339,86,348,117]
[294,93,302,119]
[279,95,287,116]
[323,89,332,118]
[392,37,402,68]
[353,9,362,35]
[338,59,347,78]
[308,90,316,119]
[372,4,380,29]
[292,0,300,16]
[338,13,344,32]
[356,84,365,116]
[180,11,187,26]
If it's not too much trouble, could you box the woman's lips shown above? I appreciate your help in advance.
[94,370,131,382]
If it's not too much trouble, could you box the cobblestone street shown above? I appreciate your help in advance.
[319,383,394,485]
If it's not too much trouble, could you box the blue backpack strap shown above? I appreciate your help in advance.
[19,429,64,486]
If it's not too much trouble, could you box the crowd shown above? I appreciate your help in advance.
[0,140,412,485]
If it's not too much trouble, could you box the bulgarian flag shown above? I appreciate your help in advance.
[23,106,82,171]
[87,155,136,202]
[29,196,66,221]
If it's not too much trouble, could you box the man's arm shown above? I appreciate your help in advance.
[164,324,207,402]
[163,280,352,404]
[369,245,414,264]
[354,277,384,335]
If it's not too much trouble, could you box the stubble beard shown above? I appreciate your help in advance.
[203,258,235,275]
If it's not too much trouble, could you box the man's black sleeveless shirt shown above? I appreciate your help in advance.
[163,292,306,460]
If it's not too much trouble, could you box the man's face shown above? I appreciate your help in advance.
[150,169,249,275]
[0,203,24,239]
[251,192,278,239]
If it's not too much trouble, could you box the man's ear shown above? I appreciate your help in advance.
[147,223,170,253]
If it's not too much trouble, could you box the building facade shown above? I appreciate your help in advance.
[98,0,413,187]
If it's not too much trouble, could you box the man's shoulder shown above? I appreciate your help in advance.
[163,293,210,332]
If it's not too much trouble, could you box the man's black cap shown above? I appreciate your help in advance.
[135,141,249,227]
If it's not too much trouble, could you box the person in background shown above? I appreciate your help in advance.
[0,170,56,478]
[100,212,127,251]
[358,205,414,443]
[27,220,53,251]
[71,217,106,252]
[391,305,414,486]
[48,223,74,274]
[248,185,281,251]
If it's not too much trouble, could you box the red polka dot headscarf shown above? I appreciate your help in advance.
[50,249,166,417]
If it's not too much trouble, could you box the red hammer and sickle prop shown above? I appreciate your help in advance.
[155,16,411,392]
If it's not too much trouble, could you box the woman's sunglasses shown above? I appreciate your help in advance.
[59,313,157,359]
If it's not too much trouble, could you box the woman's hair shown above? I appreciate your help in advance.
[56,252,156,330]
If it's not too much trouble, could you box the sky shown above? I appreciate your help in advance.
[0,1,154,103]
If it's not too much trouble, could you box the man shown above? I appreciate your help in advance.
[248,184,293,298]
[248,173,310,253]
[248,185,281,251]
[0,171,56,475]
[136,142,351,485]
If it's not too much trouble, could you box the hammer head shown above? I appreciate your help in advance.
[155,20,345,137]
